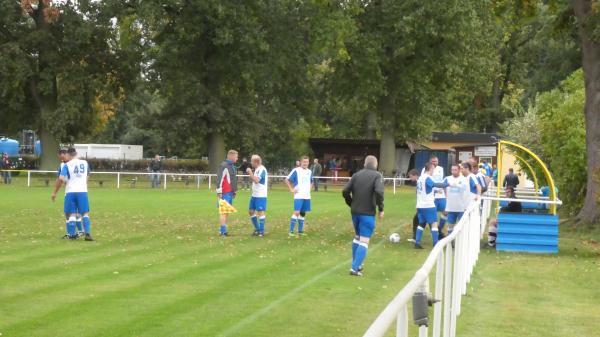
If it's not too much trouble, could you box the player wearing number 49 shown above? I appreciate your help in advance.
[285,156,313,237]
[246,155,268,237]
[51,148,94,241]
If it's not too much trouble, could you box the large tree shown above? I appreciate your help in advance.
[572,0,600,225]
[137,0,352,172]
[0,0,138,169]
[328,0,498,174]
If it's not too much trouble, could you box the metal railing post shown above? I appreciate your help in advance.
[117,172,120,189]
[393,178,397,195]
[163,173,167,190]
[208,175,212,190]
[27,170,31,187]
[443,243,453,337]
[396,306,408,337]
[433,250,444,337]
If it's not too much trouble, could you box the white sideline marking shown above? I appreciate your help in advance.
[217,227,399,337]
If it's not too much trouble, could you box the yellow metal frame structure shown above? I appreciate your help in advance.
[511,153,539,191]
[496,140,557,214]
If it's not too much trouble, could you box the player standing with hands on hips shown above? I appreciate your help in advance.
[246,155,268,237]
[285,156,313,237]
[342,155,384,277]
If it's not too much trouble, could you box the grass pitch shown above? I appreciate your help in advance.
[0,183,599,337]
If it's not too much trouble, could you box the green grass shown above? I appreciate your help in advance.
[0,184,599,337]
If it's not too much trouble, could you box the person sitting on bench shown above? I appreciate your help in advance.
[487,186,522,248]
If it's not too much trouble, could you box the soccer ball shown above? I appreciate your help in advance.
[389,233,401,243]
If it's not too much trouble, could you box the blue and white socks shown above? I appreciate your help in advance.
[352,237,360,259]
[220,224,227,235]
[83,215,91,235]
[75,216,83,233]
[258,215,265,234]
[415,225,440,246]
[298,216,305,233]
[250,215,259,231]
[67,216,77,237]
[416,226,424,245]
[289,215,298,233]
[352,242,368,271]
[432,227,439,246]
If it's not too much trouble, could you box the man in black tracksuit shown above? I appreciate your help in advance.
[342,155,384,277]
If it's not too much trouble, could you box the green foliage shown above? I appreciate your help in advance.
[503,69,586,213]
[0,0,139,141]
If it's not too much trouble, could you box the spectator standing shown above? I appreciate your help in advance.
[503,168,520,189]
[492,164,498,186]
[239,158,250,190]
[149,154,162,188]
[1,153,11,184]
[310,158,323,192]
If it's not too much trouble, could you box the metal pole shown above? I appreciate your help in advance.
[208,175,212,190]
[396,306,408,337]
[197,174,200,189]
[433,251,444,337]
[163,173,167,190]
[27,170,31,187]
[393,178,397,195]
[443,243,453,337]
[117,172,120,189]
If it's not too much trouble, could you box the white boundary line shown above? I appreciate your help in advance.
[217,225,402,337]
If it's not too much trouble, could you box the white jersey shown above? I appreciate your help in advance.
[466,173,479,203]
[286,167,313,200]
[57,162,66,176]
[444,175,467,212]
[416,174,437,209]
[251,165,268,198]
[422,166,445,199]
[60,158,90,194]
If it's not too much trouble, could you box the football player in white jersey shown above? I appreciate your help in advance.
[443,164,468,236]
[285,156,313,237]
[246,155,268,237]
[421,156,447,237]
[415,162,450,249]
[51,148,94,241]
[54,149,84,237]
[461,162,481,204]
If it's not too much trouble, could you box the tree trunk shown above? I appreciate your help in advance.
[38,127,60,170]
[378,96,396,176]
[208,130,225,174]
[366,110,377,139]
[573,0,600,225]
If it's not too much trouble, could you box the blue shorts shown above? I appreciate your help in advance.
[447,211,464,224]
[434,198,446,212]
[351,214,376,238]
[217,192,235,208]
[249,197,267,212]
[417,207,438,225]
[64,192,90,214]
[293,199,311,212]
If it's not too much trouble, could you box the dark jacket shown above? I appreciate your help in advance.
[500,200,522,213]
[342,168,384,216]
[150,159,162,172]
[503,173,519,188]
[311,163,322,176]
[239,161,249,173]
[216,159,237,194]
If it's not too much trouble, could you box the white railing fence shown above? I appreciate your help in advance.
[1,170,411,194]
[363,199,491,337]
